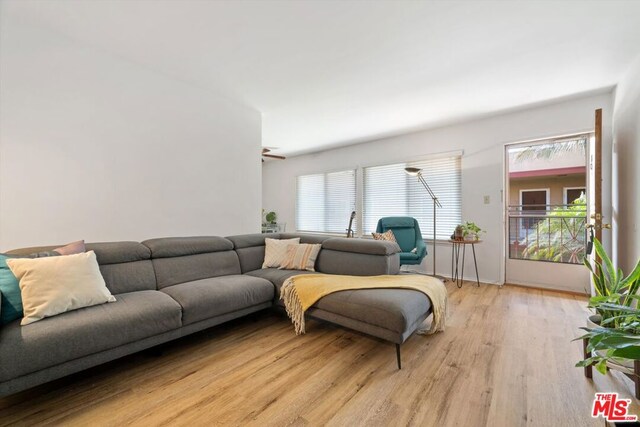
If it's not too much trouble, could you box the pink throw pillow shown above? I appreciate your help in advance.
[54,240,86,255]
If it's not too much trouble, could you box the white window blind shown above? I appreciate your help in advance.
[363,156,462,240]
[296,170,356,233]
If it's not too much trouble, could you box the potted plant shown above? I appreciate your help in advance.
[265,211,277,225]
[576,238,640,375]
[460,221,484,241]
[584,239,640,328]
[578,303,640,374]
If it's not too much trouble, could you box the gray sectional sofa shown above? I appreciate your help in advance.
[0,233,432,396]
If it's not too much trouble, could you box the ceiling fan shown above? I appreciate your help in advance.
[262,147,286,162]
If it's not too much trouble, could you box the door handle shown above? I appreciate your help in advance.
[587,223,611,230]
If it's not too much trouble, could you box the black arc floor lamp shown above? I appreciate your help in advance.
[405,167,444,280]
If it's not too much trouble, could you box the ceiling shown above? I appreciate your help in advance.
[6,0,640,155]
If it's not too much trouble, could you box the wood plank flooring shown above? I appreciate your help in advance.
[1,282,638,426]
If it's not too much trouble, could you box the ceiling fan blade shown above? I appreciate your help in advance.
[262,154,286,160]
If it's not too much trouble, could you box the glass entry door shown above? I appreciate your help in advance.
[504,134,591,293]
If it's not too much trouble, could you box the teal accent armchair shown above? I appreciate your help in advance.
[376,217,427,266]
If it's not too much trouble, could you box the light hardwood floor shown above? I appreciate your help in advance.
[1,282,638,426]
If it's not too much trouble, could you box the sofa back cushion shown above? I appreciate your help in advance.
[86,242,156,294]
[6,241,155,295]
[143,237,241,289]
[226,233,275,273]
[316,237,401,276]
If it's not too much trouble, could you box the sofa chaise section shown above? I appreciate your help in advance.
[227,233,430,368]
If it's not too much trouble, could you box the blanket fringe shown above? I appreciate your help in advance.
[416,294,449,335]
[280,278,306,335]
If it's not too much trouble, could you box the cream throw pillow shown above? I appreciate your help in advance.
[6,251,116,326]
[279,243,322,272]
[262,238,300,268]
[372,229,397,243]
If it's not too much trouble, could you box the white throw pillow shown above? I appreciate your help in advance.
[6,251,116,326]
[262,238,300,268]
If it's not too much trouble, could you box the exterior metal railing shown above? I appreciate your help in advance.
[508,204,587,264]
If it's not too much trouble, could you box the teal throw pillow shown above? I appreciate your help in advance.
[0,254,24,325]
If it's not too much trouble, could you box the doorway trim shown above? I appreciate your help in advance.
[502,130,593,289]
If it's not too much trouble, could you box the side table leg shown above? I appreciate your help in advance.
[459,244,466,288]
[472,243,480,287]
[451,243,454,282]
[453,243,460,286]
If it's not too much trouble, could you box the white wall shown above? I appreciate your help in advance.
[0,9,262,250]
[263,92,613,285]
[612,55,640,273]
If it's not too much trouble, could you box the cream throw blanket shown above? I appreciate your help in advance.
[280,274,448,336]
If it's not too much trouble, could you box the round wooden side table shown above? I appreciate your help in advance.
[449,239,481,288]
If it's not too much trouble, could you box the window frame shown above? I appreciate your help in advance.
[360,151,463,241]
[294,167,358,235]
[519,188,551,208]
[563,186,586,205]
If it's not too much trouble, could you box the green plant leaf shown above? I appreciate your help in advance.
[594,239,617,287]
[596,359,608,375]
[611,346,640,360]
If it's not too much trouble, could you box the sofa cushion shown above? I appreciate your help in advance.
[7,242,156,295]
[143,237,242,289]
[85,242,156,295]
[235,246,266,273]
[310,288,431,334]
[143,236,234,258]
[245,268,314,303]
[160,275,274,325]
[321,237,400,255]
[280,233,331,245]
[226,233,277,250]
[0,290,182,382]
[86,241,151,265]
[152,252,242,289]
[226,234,270,273]
[316,250,400,276]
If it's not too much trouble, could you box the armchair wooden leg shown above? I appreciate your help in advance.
[396,344,402,370]
[583,338,592,378]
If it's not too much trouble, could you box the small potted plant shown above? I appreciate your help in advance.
[265,211,277,225]
[461,221,484,241]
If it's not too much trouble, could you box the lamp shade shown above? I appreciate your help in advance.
[404,167,422,176]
